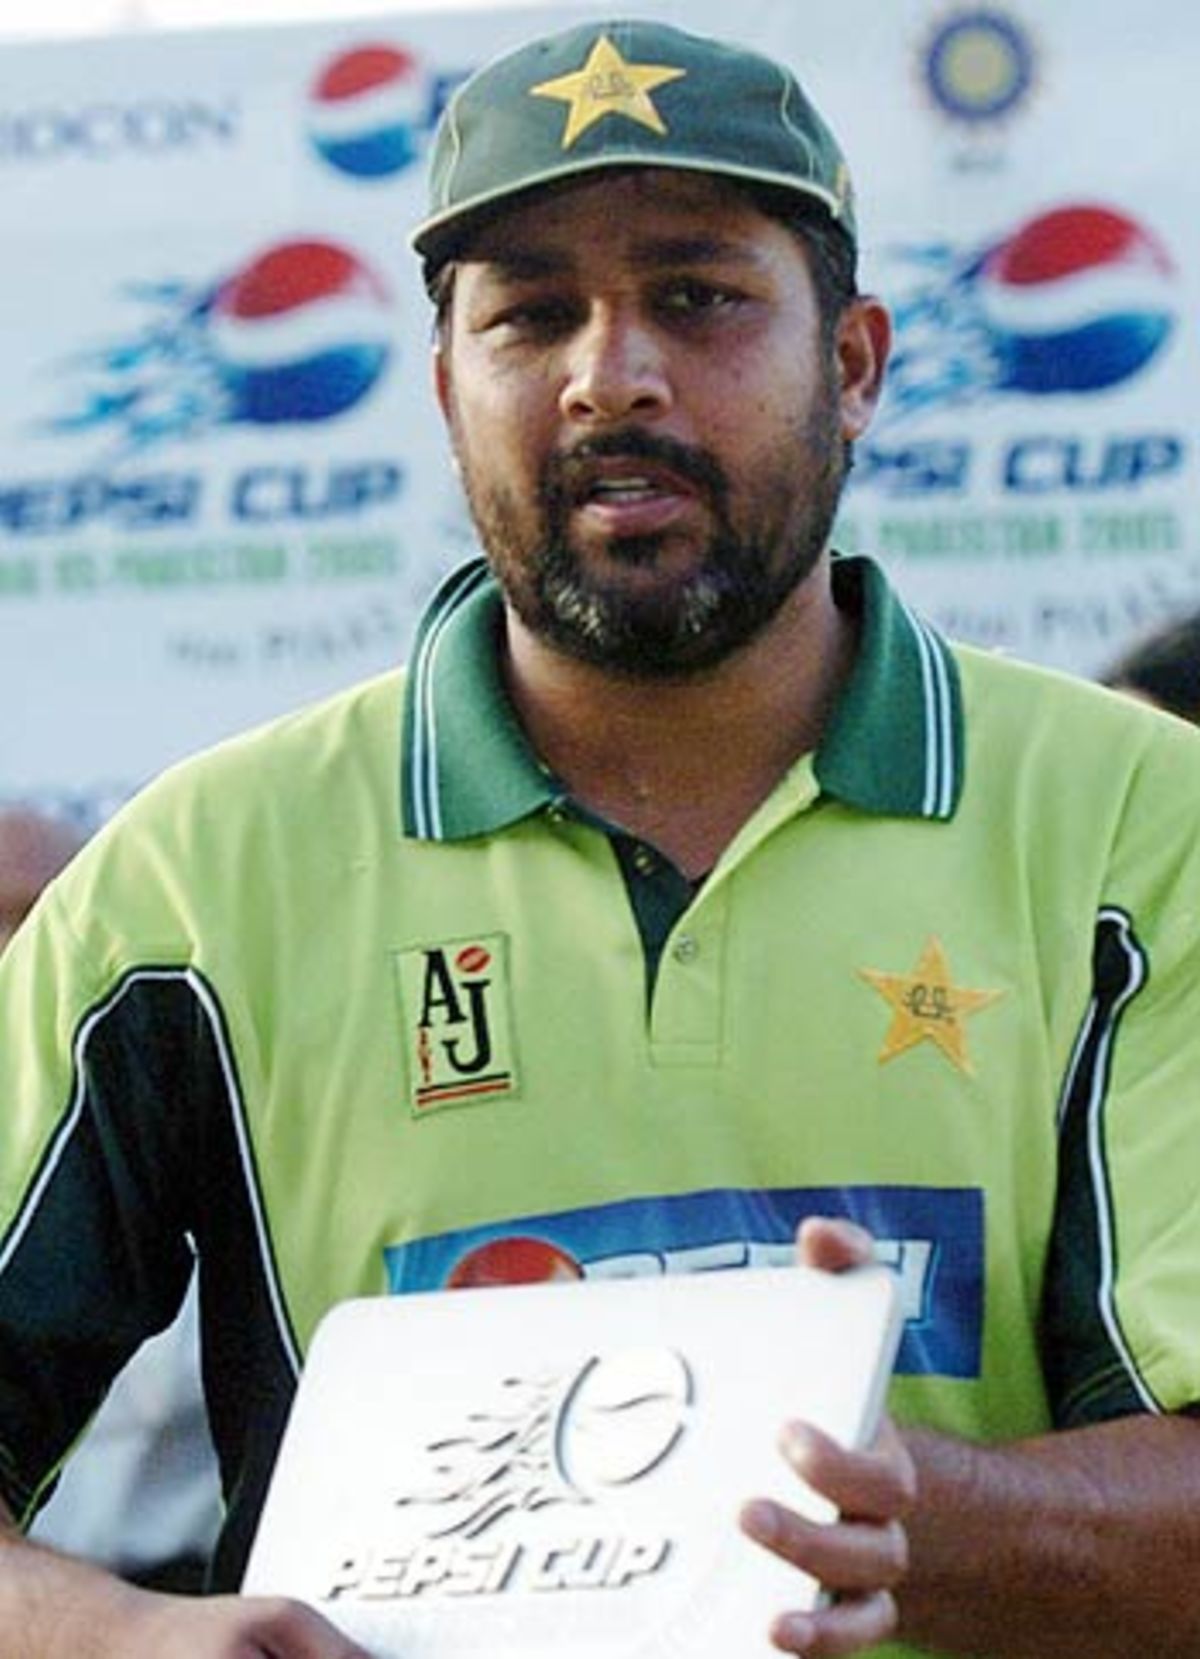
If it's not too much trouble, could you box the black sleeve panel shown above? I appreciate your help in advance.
[1041,910,1157,1426]
[0,970,298,1589]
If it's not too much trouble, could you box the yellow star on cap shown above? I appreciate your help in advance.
[530,34,686,150]
[859,937,1004,1075]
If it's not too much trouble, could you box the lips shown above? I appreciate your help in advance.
[565,453,697,509]
[544,433,726,545]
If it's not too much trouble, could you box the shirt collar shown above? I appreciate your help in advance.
[400,554,963,840]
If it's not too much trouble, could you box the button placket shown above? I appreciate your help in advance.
[632,844,657,877]
[650,885,727,1063]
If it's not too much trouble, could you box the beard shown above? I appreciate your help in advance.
[454,381,849,680]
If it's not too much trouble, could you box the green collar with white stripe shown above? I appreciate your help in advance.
[400,553,963,840]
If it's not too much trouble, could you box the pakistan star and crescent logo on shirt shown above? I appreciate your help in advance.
[860,936,1004,1075]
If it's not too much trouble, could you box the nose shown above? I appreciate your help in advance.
[559,304,672,424]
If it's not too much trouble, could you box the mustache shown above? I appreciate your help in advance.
[543,427,730,507]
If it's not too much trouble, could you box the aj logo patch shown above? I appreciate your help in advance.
[397,934,517,1114]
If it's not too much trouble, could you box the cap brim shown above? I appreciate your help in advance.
[411,155,846,266]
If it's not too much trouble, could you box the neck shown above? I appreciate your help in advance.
[503,563,857,878]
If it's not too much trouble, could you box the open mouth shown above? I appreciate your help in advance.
[585,473,673,503]
[567,455,697,511]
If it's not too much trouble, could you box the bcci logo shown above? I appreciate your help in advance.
[397,934,517,1113]
[917,8,1038,131]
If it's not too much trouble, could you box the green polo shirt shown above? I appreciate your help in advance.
[2,553,1200,1645]
[401,555,962,993]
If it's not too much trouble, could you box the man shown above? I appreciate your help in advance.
[1,18,1199,1657]
[0,807,83,954]
[1103,610,1200,723]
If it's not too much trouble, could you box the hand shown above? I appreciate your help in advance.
[0,1506,376,1659]
[737,1216,916,1656]
[115,1591,373,1657]
[26,1576,374,1659]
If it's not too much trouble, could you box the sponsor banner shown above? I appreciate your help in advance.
[840,5,1200,673]
[2,0,1199,821]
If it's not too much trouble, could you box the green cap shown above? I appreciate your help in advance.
[411,18,856,267]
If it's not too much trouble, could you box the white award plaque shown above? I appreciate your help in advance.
[242,1262,902,1657]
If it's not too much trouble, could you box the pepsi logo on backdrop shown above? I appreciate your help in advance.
[877,202,1176,425]
[973,206,1175,394]
[40,238,394,452]
[208,240,392,423]
[307,43,440,179]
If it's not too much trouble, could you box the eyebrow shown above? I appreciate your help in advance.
[473,236,765,282]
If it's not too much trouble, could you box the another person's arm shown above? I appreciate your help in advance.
[0,1500,370,1658]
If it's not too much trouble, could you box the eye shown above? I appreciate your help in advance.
[482,294,580,341]
[656,278,742,319]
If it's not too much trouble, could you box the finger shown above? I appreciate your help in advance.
[770,1589,900,1656]
[795,1217,876,1273]
[740,1499,908,1595]
[779,1421,914,1522]
[780,1421,917,1522]
[248,1597,372,1658]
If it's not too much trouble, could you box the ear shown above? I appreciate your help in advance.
[835,296,891,441]
[433,340,452,424]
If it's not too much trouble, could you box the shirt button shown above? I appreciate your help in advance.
[632,845,656,875]
[672,934,700,964]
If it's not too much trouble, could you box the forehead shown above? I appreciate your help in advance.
[456,167,793,269]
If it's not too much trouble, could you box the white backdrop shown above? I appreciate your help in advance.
[3,0,1198,823]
